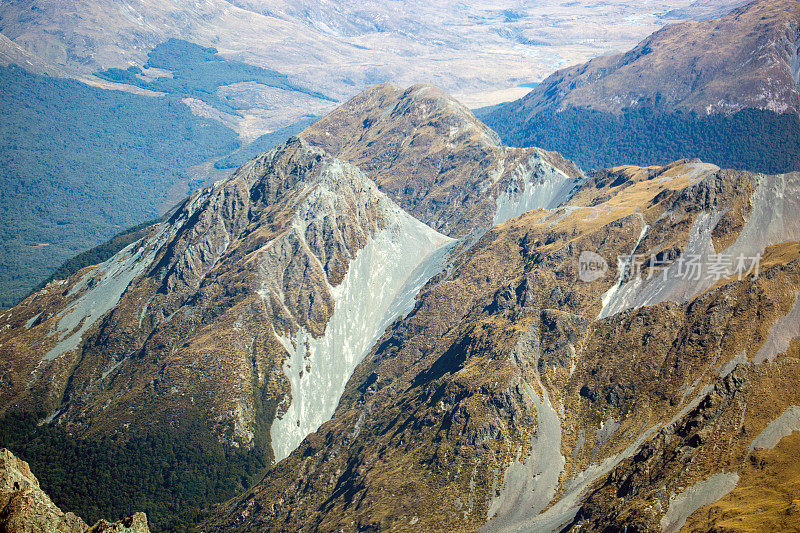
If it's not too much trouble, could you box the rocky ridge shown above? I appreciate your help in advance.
[0,84,590,527]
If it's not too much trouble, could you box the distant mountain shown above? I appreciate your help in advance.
[0,0,748,107]
[485,0,800,173]
[663,0,762,20]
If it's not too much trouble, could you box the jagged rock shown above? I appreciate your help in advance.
[0,136,451,466]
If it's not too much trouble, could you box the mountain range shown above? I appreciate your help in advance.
[2,69,800,530]
[205,96,800,532]
[0,83,589,529]
[0,0,749,107]
[0,0,749,309]
[1,1,800,532]
[484,0,800,173]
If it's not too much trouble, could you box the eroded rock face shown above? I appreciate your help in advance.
[300,83,584,237]
[0,137,450,463]
[0,448,149,533]
[205,161,800,532]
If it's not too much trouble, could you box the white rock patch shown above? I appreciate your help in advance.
[42,225,170,362]
[748,405,800,453]
[660,473,739,533]
[493,153,580,226]
[484,328,565,530]
[598,172,800,319]
[270,202,453,461]
[599,213,650,319]
[754,288,800,364]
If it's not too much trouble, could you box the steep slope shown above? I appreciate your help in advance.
[485,0,800,173]
[0,448,150,532]
[300,83,585,237]
[206,161,800,532]
[0,138,451,528]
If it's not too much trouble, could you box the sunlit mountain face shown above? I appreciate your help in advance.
[484,0,800,173]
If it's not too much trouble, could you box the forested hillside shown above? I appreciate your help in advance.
[0,66,239,307]
[485,106,800,173]
[0,412,267,532]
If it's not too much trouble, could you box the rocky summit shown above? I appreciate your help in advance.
[0,136,455,463]
[300,83,584,237]
[0,79,799,532]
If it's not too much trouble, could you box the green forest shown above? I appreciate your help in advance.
[31,219,162,293]
[0,65,240,308]
[213,116,318,169]
[0,412,268,532]
[484,105,800,174]
[97,39,331,114]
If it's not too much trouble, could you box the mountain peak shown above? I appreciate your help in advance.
[300,83,584,237]
[303,82,501,154]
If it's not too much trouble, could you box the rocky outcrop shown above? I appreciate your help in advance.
[0,448,149,533]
